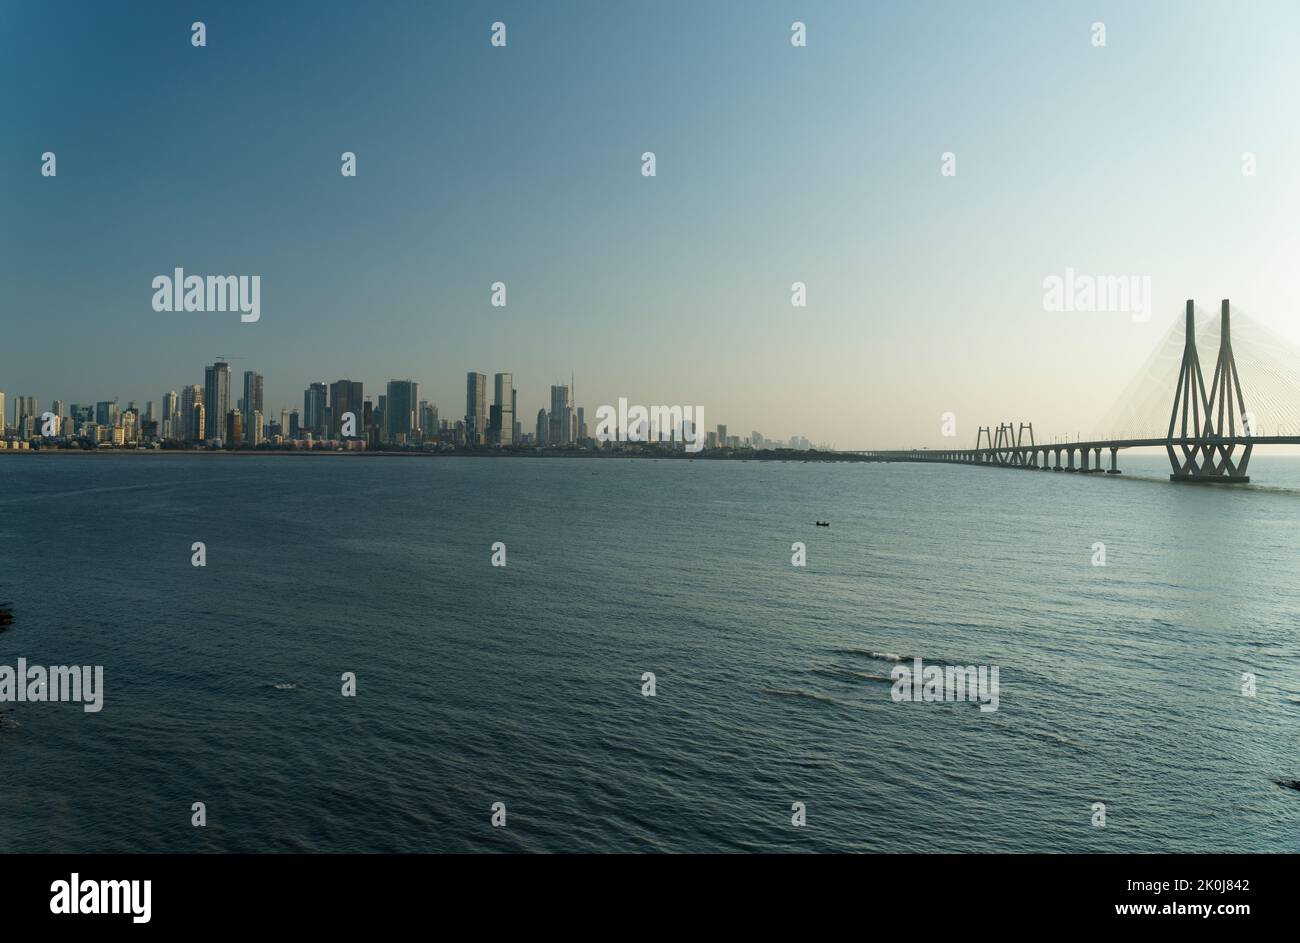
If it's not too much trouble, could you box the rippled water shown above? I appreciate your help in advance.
[1,452,1299,852]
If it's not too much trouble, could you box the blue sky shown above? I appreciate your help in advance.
[4,1,1300,447]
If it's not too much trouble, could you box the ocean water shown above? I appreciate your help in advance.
[1,452,1299,853]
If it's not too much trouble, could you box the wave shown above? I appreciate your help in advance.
[831,647,907,663]
[761,687,840,705]
[809,667,895,684]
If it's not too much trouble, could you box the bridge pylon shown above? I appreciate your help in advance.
[1167,299,1252,483]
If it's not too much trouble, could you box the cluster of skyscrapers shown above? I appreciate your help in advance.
[0,368,825,452]
[0,365,585,451]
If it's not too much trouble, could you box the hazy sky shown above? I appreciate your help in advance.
[5,0,1300,449]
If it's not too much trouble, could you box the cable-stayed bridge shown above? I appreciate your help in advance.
[861,299,1300,483]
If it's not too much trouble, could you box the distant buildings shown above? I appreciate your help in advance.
[6,359,813,453]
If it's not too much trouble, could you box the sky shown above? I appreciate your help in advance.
[5,0,1300,449]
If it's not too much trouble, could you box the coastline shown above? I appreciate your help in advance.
[0,447,874,462]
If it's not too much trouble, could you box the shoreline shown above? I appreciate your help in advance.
[0,447,875,463]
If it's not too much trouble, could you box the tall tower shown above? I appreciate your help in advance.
[1167,299,1251,482]
[494,373,513,446]
[1167,300,1208,441]
[466,372,487,445]
[204,362,231,443]
[1206,299,1251,438]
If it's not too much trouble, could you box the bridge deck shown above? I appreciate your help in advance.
[859,436,1300,458]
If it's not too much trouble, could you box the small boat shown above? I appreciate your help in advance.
[815,521,830,527]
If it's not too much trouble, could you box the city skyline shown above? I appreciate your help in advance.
[0,357,830,451]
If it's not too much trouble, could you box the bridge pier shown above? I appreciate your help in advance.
[1066,448,1076,472]
[1053,448,1062,471]
[1080,448,1090,472]
[1107,447,1121,474]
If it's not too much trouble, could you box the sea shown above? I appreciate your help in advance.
[1,452,1298,852]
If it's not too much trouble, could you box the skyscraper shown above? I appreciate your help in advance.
[180,385,203,442]
[549,385,572,445]
[162,390,178,440]
[243,371,264,420]
[17,396,38,428]
[493,373,513,446]
[536,408,549,446]
[466,372,487,445]
[304,382,328,437]
[226,409,242,447]
[419,401,438,440]
[94,399,117,428]
[204,362,231,443]
[386,380,418,443]
[329,380,363,438]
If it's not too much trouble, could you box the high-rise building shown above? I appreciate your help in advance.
[466,372,487,445]
[246,410,263,446]
[536,408,549,446]
[204,362,231,443]
[70,404,93,435]
[162,391,178,440]
[419,401,438,441]
[17,396,38,429]
[288,409,300,438]
[385,380,418,443]
[243,371,264,419]
[180,385,204,442]
[94,399,117,428]
[304,382,328,436]
[192,402,205,444]
[549,385,572,445]
[0,393,6,433]
[493,373,513,446]
[329,380,363,438]
[226,409,242,447]
[121,408,139,443]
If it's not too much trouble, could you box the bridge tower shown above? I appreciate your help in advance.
[1167,299,1251,483]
